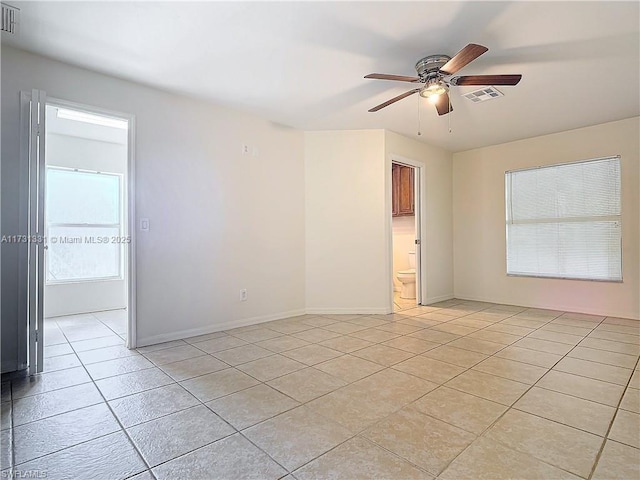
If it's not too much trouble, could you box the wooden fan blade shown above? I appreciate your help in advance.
[365,73,421,82]
[368,89,421,112]
[439,44,488,75]
[450,74,522,86]
[434,92,453,116]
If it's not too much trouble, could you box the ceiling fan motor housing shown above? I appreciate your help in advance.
[415,54,451,81]
[365,43,521,114]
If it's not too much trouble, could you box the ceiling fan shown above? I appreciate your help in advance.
[365,43,522,115]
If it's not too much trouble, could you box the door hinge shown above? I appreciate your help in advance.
[415,239,421,245]
[35,330,38,342]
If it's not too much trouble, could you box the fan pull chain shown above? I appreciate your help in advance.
[448,94,452,134]
[417,97,422,136]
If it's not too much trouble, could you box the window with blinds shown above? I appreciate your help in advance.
[46,167,123,283]
[505,156,622,281]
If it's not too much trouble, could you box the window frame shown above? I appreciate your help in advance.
[45,166,125,285]
[505,155,623,283]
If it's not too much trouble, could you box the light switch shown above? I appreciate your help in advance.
[140,218,150,231]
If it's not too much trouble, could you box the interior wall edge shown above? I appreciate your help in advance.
[422,293,456,306]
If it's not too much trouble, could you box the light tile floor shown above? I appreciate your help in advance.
[1,300,639,479]
[394,292,418,312]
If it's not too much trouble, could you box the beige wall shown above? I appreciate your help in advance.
[453,117,640,319]
[385,130,454,304]
[304,130,388,313]
[304,129,454,313]
[2,47,306,366]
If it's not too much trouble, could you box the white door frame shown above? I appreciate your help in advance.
[23,89,46,375]
[20,93,138,355]
[385,154,426,313]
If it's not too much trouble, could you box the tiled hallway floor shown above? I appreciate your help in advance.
[394,292,418,312]
[1,300,639,479]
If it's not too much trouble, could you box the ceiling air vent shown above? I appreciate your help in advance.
[463,86,504,103]
[1,3,19,35]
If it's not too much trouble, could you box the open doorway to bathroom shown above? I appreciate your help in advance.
[391,161,422,312]
[43,102,132,358]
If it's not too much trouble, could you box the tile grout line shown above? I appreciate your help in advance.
[197,304,497,475]
[151,320,348,476]
[290,433,432,478]
[11,303,638,478]
[19,339,339,433]
[70,315,288,479]
[8,318,145,472]
[587,353,640,480]
[279,302,533,477]
[236,429,311,477]
[445,312,629,479]
[428,315,577,469]
[94,339,304,476]
[319,300,529,476]
[57,320,155,478]
[417,307,610,477]
[87,310,128,342]
[173,342,359,477]
[380,305,560,389]
[9,383,14,473]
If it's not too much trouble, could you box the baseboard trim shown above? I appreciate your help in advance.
[136,308,307,347]
[306,307,390,315]
[454,293,639,320]
[422,293,455,306]
[136,291,632,349]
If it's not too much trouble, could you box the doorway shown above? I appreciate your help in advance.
[21,91,136,374]
[389,159,423,313]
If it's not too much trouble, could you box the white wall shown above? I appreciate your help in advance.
[1,46,306,364]
[47,133,127,173]
[304,130,388,313]
[392,216,415,291]
[45,132,128,317]
[385,130,454,304]
[453,117,640,320]
[304,129,454,314]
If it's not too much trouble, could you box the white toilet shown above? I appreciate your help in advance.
[396,252,416,299]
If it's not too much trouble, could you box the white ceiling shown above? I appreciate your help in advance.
[6,1,639,151]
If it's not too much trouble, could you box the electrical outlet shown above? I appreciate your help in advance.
[242,144,250,155]
[240,289,248,301]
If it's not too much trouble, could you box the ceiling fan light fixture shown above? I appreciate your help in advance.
[365,43,521,114]
[419,81,448,103]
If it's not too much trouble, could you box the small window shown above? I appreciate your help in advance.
[505,156,622,282]
[46,167,123,283]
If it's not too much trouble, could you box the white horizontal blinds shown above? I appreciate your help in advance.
[46,167,122,283]
[506,157,622,281]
